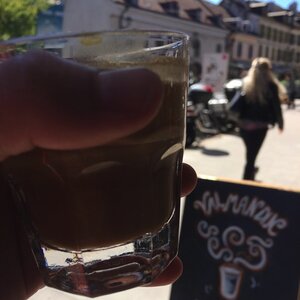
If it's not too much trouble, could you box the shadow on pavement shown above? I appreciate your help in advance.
[186,133,235,156]
[199,146,230,156]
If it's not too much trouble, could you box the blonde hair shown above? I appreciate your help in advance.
[243,57,287,103]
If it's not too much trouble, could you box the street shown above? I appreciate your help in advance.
[29,102,300,300]
[184,102,300,189]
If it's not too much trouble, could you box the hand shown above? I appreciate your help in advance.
[0,51,197,299]
[148,163,197,287]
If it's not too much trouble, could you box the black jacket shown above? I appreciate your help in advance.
[230,82,284,130]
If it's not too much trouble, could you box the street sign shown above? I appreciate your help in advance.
[171,176,300,300]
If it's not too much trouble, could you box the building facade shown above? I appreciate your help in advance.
[38,0,300,81]
[62,0,229,82]
[220,0,300,78]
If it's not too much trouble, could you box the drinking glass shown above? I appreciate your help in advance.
[1,31,189,297]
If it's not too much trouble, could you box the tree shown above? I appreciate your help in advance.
[0,0,49,40]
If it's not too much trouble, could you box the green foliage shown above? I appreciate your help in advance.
[0,0,49,40]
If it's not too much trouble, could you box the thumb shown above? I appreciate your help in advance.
[0,51,163,160]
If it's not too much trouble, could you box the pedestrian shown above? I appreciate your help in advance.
[0,51,197,300]
[229,57,284,180]
[284,73,296,109]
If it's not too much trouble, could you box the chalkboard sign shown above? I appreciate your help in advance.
[171,176,300,300]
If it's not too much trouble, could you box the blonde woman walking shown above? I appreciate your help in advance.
[231,58,284,180]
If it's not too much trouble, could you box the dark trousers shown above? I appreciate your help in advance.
[288,92,296,109]
[240,128,268,180]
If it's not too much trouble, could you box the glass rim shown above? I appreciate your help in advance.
[0,30,189,46]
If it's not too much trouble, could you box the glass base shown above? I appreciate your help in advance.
[32,219,178,298]
[6,172,180,298]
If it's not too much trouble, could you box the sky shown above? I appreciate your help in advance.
[207,0,300,10]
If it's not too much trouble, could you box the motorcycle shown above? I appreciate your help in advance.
[185,81,239,147]
[223,78,243,102]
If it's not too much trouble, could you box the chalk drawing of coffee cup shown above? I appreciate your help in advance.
[219,263,243,300]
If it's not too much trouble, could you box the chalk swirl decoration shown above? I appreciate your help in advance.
[197,221,274,271]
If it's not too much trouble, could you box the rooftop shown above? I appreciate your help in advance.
[114,0,224,26]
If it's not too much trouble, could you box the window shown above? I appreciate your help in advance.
[289,50,295,63]
[260,25,265,37]
[281,50,285,61]
[267,27,272,40]
[248,45,253,59]
[258,45,263,56]
[265,46,269,57]
[125,0,138,6]
[216,43,222,53]
[237,42,243,58]
[273,29,277,42]
[192,36,201,57]
[297,52,300,63]
[155,40,164,47]
[277,49,281,61]
[272,48,276,60]
[186,9,201,22]
[242,22,250,33]
[278,31,283,43]
[285,32,289,44]
[283,50,287,61]
[160,1,179,17]
[290,34,295,45]
[286,50,291,61]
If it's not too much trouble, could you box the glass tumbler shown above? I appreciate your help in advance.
[1,31,189,297]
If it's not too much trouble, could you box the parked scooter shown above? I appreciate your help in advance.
[186,82,212,147]
[185,81,238,147]
[223,78,243,102]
